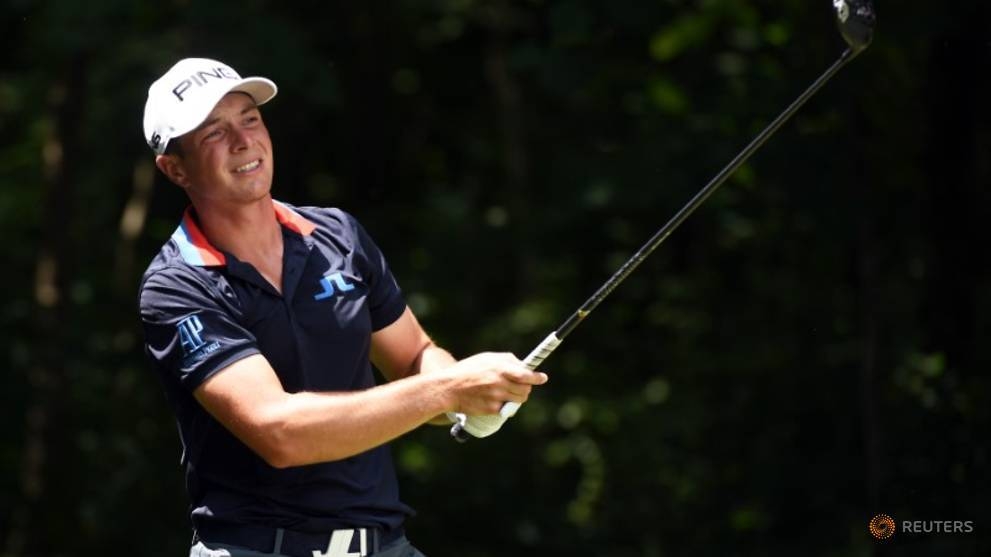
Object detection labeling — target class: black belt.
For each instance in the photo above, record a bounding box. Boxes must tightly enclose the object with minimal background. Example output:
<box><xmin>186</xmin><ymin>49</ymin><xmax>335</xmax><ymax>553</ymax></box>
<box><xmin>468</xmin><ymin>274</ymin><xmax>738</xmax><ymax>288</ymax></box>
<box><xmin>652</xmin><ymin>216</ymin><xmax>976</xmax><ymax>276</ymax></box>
<box><xmin>195</xmin><ymin>521</ymin><xmax>404</xmax><ymax>556</ymax></box>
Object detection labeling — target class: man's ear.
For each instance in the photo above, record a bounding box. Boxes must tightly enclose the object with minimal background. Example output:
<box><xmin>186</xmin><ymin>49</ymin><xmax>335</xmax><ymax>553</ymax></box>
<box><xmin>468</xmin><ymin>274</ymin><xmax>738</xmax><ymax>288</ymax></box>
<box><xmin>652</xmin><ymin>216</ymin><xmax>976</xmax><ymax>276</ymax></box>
<box><xmin>155</xmin><ymin>154</ymin><xmax>190</xmax><ymax>189</ymax></box>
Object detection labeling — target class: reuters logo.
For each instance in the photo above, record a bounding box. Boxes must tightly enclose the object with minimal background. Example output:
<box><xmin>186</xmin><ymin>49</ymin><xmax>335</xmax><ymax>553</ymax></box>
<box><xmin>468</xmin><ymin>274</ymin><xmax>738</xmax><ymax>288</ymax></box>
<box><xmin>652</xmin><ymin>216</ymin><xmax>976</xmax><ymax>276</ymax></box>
<box><xmin>870</xmin><ymin>514</ymin><xmax>896</xmax><ymax>540</ymax></box>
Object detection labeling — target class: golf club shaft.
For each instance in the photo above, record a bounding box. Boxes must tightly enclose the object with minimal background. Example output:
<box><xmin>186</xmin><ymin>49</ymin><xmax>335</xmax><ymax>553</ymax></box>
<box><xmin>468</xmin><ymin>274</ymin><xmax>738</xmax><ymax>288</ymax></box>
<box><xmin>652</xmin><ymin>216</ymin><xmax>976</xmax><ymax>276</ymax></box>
<box><xmin>452</xmin><ymin>47</ymin><xmax>861</xmax><ymax>441</ymax></box>
<box><xmin>558</xmin><ymin>47</ymin><xmax>859</xmax><ymax>341</ymax></box>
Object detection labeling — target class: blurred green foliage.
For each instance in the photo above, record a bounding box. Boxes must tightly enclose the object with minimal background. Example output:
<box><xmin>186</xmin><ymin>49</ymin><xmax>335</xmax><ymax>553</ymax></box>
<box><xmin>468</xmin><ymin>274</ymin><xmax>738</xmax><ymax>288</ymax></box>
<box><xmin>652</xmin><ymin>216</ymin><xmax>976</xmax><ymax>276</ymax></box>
<box><xmin>1</xmin><ymin>1</ymin><xmax>989</xmax><ymax>555</ymax></box>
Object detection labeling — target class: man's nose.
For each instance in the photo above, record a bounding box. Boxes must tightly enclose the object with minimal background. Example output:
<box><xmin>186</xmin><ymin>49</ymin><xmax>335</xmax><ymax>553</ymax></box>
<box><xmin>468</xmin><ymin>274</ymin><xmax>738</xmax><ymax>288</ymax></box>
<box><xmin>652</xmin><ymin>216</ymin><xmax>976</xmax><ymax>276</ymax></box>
<box><xmin>229</xmin><ymin>127</ymin><xmax>250</xmax><ymax>151</ymax></box>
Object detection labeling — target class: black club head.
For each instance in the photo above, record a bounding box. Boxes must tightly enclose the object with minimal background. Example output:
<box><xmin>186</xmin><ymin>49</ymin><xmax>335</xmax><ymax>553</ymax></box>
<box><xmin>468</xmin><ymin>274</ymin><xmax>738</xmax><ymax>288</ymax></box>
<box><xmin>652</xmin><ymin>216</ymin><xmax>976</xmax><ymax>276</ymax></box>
<box><xmin>833</xmin><ymin>0</ymin><xmax>876</xmax><ymax>52</ymax></box>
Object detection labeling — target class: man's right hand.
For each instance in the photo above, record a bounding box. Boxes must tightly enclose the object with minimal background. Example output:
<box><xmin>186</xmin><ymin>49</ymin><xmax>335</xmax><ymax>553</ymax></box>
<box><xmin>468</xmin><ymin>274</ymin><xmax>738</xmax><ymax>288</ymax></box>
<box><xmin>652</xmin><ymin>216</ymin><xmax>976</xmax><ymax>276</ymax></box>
<box><xmin>439</xmin><ymin>352</ymin><xmax>548</xmax><ymax>416</ymax></box>
<box><xmin>441</xmin><ymin>352</ymin><xmax>549</xmax><ymax>438</ymax></box>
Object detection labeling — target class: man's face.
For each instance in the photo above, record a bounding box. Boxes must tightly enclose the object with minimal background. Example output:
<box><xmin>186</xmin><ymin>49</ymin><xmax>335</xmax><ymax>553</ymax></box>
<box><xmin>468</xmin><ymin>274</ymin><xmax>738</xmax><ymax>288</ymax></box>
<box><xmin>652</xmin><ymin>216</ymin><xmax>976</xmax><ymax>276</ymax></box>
<box><xmin>162</xmin><ymin>92</ymin><xmax>274</xmax><ymax>205</ymax></box>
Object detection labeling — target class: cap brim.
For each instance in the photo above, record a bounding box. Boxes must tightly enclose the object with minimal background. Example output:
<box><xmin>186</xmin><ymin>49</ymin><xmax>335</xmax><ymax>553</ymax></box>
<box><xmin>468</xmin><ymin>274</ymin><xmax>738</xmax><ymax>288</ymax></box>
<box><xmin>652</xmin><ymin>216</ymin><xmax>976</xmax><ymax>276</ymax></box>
<box><xmin>170</xmin><ymin>76</ymin><xmax>278</xmax><ymax>140</ymax></box>
<box><xmin>229</xmin><ymin>76</ymin><xmax>278</xmax><ymax>107</ymax></box>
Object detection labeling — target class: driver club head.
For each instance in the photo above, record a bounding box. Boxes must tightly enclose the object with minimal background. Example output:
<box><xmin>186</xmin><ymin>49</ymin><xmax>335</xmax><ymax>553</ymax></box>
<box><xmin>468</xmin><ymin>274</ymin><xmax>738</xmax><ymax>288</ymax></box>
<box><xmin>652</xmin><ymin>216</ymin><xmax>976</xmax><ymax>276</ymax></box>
<box><xmin>833</xmin><ymin>0</ymin><xmax>876</xmax><ymax>52</ymax></box>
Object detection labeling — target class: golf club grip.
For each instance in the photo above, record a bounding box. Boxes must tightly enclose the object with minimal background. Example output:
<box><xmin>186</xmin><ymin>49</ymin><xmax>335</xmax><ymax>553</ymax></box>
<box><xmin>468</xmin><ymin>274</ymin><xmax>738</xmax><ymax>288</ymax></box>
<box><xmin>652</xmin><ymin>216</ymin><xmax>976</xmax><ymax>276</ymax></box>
<box><xmin>449</xmin><ymin>332</ymin><xmax>562</xmax><ymax>441</ymax></box>
<box><xmin>502</xmin><ymin>331</ymin><xmax>562</xmax><ymax>417</ymax></box>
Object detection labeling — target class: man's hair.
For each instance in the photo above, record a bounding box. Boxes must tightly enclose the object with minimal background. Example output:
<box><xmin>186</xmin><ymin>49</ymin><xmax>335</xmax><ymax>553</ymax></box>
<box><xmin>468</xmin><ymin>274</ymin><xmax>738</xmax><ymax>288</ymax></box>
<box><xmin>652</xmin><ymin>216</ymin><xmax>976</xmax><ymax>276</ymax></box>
<box><xmin>164</xmin><ymin>138</ymin><xmax>184</xmax><ymax>157</ymax></box>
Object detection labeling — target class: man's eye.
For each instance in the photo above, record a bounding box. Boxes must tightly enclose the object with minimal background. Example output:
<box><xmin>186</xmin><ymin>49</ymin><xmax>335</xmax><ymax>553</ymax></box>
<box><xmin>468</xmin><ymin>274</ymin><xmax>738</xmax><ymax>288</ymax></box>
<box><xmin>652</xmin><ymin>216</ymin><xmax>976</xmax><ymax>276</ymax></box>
<box><xmin>204</xmin><ymin>130</ymin><xmax>222</xmax><ymax>140</ymax></box>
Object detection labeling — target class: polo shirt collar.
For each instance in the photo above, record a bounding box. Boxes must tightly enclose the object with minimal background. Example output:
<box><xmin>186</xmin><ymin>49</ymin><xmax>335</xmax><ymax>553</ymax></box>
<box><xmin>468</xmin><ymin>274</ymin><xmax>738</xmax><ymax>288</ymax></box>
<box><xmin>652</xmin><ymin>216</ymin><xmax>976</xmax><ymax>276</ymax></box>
<box><xmin>171</xmin><ymin>200</ymin><xmax>316</xmax><ymax>267</ymax></box>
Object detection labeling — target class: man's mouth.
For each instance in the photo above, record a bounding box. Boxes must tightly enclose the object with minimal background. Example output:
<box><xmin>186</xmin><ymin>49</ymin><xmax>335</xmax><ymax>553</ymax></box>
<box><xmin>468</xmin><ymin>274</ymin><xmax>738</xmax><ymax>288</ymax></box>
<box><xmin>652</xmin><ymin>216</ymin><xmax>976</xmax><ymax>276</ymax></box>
<box><xmin>234</xmin><ymin>159</ymin><xmax>261</xmax><ymax>173</ymax></box>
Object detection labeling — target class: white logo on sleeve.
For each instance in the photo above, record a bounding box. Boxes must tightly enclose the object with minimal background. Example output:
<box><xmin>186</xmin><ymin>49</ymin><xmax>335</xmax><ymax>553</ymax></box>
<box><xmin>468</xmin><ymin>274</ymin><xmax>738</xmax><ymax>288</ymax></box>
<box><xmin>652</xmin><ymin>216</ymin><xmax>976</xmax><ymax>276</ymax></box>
<box><xmin>176</xmin><ymin>315</ymin><xmax>221</xmax><ymax>364</ymax></box>
<box><xmin>177</xmin><ymin>315</ymin><xmax>206</xmax><ymax>354</ymax></box>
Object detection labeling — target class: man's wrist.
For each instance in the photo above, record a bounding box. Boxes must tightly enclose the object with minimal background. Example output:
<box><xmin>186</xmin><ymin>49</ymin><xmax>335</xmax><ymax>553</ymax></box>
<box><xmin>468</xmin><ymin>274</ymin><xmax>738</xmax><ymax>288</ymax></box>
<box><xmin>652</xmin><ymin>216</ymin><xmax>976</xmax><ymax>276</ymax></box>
<box><xmin>416</xmin><ymin>343</ymin><xmax>457</xmax><ymax>375</ymax></box>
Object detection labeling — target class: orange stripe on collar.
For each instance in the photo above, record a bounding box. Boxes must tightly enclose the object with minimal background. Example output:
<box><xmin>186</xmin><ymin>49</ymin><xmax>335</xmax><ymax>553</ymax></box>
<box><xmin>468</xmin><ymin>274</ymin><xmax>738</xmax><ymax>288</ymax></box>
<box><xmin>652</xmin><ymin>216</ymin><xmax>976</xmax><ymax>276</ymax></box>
<box><xmin>172</xmin><ymin>201</ymin><xmax>316</xmax><ymax>266</ymax></box>
<box><xmin>174</xmin><ymin>207</ymin><xmax>226</xmax><ymax>266</ymax></box>
<box><xmin>274</xmin><ymin>201</ymin><xmax>316</xmax><ymax>236</ymax></box>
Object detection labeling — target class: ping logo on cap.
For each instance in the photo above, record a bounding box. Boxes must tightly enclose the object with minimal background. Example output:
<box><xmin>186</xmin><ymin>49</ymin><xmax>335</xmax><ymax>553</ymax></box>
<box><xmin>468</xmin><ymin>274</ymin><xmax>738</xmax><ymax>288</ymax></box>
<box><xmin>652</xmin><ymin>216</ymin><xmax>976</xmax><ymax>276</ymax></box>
<box><xmin>143</xmin><ymin>57</ymin><xmax>277</xmax><ymax>154</ymax></box>
<box><xmin>171</xmin><ymin>66</ymin><xmax>240</xmax><ymax>102</ymax></box>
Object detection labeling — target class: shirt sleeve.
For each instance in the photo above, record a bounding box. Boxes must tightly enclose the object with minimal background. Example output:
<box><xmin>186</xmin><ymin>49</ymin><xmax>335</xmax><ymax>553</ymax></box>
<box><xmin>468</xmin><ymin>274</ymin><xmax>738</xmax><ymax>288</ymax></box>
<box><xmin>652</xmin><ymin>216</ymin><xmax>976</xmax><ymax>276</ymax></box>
<box><xmin>344</xmin><ymin>213</ymin><xmax>408</xmax><ymax>331</ymax></box>
<box><xmin>139</xmin><ymin>266</ymin><xmax>261</xmax><ymax>391</ymax></box>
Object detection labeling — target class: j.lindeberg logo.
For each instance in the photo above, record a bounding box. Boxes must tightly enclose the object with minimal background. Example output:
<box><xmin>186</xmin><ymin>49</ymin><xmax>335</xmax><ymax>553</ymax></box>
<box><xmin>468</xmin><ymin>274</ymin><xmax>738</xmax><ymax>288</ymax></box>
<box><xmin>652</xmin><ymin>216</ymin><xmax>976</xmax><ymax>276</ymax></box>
<box><xmin>314</xmin><ymin>272</ymin><xmax>356</xmax><ymax>301</ymax></box>
<box><xmin>171</xmin><ymin>66</ymin><xmax>239</xmax><ymax>101</ymax></box>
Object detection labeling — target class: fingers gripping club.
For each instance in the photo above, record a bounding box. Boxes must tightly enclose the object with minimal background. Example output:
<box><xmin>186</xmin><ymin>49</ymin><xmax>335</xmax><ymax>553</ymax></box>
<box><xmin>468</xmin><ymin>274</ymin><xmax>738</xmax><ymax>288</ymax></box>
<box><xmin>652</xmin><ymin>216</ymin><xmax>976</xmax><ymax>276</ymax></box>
<box><xmin>449</xmin><ymin>333</ymin><xmax>562</xmax><ymax>441</ymax></box>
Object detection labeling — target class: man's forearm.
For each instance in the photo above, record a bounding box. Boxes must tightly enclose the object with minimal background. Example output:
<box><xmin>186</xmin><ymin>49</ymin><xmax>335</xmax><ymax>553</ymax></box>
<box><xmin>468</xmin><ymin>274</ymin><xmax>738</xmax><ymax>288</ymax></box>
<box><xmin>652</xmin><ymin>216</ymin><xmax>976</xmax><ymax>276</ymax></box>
<box><xmin>198</xmin><ymin>351</ymin><xmax>544</xmax><ymax>467</ymax></box>
<box><xmin>196</xmin><ymin>353</ymin><xmax>455</xmax><ymax>467</ymax></box>
<box><xmin>414</xmin><ymin>342</ymin><xmax>459</xmax><ymax>424</ymax></box>
<box><xmin>416</xmin><ymin>342</ymin><xmax>457</xmax><ymax>373</ymax></box>
<box><xmin>272</xmin><ymin>371</ymin><xmax>456</xmax><ymax>464</ymax></box>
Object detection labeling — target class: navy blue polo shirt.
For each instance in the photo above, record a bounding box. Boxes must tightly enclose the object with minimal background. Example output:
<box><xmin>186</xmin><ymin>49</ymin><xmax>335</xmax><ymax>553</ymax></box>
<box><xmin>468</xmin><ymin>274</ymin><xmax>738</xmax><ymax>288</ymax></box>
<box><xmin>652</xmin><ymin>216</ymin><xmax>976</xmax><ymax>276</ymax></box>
<box><xmin>139</xmin><ymin>200</ymin><xmax>414</xmax><ymax>533</ymax></box>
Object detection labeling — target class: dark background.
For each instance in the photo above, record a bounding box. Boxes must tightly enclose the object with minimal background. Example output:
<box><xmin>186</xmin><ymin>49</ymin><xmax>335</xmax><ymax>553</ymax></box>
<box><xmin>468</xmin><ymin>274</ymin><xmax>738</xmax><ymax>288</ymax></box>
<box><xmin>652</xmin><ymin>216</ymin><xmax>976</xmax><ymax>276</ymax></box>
<box><xmin>1</xmin><ymin>1</ymin><xmax>988</xmax><ymax>555</ymax></box>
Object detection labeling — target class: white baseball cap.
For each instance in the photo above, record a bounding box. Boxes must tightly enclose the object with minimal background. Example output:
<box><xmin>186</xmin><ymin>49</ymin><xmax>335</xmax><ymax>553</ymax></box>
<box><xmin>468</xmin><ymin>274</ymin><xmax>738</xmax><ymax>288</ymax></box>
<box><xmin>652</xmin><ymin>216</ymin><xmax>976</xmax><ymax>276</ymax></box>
<box><xmin>143</xmin><ymin>57</ymin><xmax>277</xmax><ymax>154</ymax></box>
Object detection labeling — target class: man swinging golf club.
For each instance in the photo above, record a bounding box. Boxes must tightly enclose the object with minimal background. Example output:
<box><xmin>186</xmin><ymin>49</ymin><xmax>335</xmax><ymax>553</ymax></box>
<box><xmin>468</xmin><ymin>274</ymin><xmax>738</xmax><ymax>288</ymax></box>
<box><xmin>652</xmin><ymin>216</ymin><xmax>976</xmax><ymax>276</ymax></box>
<box><xmin>138</xmin><ymin>57</ymin><xmax>548</xmax><ymax>557</ymax></box>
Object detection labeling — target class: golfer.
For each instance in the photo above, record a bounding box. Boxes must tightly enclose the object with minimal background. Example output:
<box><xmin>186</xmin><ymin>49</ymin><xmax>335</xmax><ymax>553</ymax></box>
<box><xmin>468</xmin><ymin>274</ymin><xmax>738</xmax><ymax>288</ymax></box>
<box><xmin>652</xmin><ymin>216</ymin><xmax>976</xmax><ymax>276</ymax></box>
<box><xmin>138</xmin><ymin>57</ymin><xmax>547</xmax><ymax>557</ymax></box>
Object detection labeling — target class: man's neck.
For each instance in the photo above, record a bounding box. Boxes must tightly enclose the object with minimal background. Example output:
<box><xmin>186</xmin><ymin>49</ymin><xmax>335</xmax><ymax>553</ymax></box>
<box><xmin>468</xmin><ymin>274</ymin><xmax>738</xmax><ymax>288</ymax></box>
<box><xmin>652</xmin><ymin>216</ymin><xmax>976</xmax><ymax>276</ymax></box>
<box><xmin>191</xmin><ymin>195</ymin><xmax>285</xmax><ymax>290</ymax></box>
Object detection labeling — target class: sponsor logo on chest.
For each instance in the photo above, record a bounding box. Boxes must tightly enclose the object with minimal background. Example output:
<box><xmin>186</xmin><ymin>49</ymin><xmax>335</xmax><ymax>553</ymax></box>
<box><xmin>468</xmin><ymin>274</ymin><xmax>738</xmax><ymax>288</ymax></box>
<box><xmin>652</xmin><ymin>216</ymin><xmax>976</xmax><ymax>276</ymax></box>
<box><xmin>314</xmin><ymin>271</ymin><xmax>356</xmax><ymax>301</ymax></box>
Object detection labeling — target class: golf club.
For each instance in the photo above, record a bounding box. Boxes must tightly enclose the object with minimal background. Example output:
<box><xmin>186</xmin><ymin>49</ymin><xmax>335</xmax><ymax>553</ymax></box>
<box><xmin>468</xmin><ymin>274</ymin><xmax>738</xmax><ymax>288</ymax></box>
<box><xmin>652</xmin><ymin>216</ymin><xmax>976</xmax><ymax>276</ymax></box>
<box><xmin>451</xmin><ymin>0</ymin><xmax>876</xmax><ymax>442</ymax></box>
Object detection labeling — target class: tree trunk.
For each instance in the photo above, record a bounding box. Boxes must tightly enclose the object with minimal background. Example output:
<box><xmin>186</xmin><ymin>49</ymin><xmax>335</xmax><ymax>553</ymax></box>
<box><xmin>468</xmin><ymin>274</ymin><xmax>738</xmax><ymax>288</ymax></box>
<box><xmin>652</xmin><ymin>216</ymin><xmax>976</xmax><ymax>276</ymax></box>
<box><xmin>4</xmin><ymin>54</ymin><xmax>86</xmax><ymax>556</ymax></box>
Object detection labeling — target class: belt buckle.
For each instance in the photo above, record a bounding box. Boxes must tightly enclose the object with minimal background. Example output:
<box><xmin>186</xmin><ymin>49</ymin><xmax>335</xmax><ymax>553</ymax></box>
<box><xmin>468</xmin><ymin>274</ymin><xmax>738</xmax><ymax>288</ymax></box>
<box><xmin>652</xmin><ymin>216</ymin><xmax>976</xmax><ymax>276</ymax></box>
<box><xmin>311</xmin><ymin>527</ymin><xmax>373</xmax><ymax>557</ymax></box>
